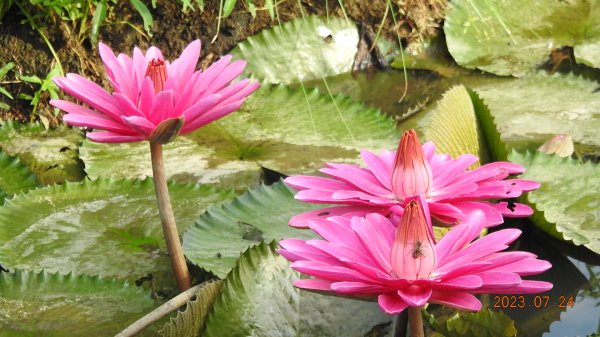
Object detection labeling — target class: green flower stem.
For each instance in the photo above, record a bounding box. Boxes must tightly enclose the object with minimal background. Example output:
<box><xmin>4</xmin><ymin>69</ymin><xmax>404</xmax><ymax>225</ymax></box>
<box><xmin>150</xmin><ymin>142</ymin><xmax>191</xmax><ymax>291</ymax></box>
<box><xmin>408</xmin><ymin>306</ymin><xmax>425</xmax><ymax>337</ymax></box>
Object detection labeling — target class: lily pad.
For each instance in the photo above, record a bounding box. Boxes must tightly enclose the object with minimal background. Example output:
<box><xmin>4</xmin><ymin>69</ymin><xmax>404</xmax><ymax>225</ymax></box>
<box><xmin>0</xmin><ymin>121</ymin><xmax>84</xmax><ymax>185</ymax></box>
<box><xmin>230</xmin><ymin>15</ymin><xmax>359</xmax><ymax>84</ymax></box>
<box><xmin>157</xmin><ymin>280</ymin><xmax>223</xmax><ymax>337</ymax></box>
<box><xmin>430</xmin><ymin>309</ymin><xmax>517</xmax><ymax>337</ymax></box>
<box><xmin>444</xmin><ymin>0</ymin><xmax>600</xmax><ymax>76</ymax></box>
<box><xmin>203</xmin><ymin>242</ymin><xmax>393</xmax><ymax>337</ymax></box>
<box><xmin>424</xmin><ymin>85</ymin><xmax>485</xmax><ymax>165</ymax></box>
<box><xmin>471</xmin><ymin>72</ymin><xmax>600</xmax><ymax>149</ymax></box>
<box><xmin>0</xmin><ymin>151</ymin><xmax>38</xmax><ymax>204</ymax></box>
<box><xmin>183</xmin><ymin>181</ymin><xmax>319</xmax><ymax>278</ymax></box>
<box><xmin>508</xmin><ymin>151</ymin><xmax>600</xmax><ymax>254</ymax></box>
<box><xmin>81</xmin><ymin>85</ymin><xmax>399</xmax><ymax>189</ymax></box>
<box><xmin>0</xmin><ymin>269</ymin><xmax>155</xmax><ymax>337</ymax></box>
<box><xmin>0</xmin><ymin>178</ymin><xmax>234</xmax><ymax>285</ymax></box>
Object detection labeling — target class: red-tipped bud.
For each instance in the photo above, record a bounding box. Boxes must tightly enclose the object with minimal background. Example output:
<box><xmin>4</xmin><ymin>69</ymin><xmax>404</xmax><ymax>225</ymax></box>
<box><xmin>391</xmin><ymin>198</ymin><xmax>436</xmax><ymax>280</ymax></box>
<box><xmin>146</xmin><ymin>59</ymin><xmax>167</xmax><ymax>93</ymax></box>
<box><xmin>391</xmin><ymin>129</ymin><xmax>433</xmax><ymax>200</ymax></box>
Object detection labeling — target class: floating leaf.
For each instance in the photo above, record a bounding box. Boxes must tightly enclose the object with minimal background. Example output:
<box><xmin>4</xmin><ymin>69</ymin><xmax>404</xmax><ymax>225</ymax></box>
<box><xmin>468</xmin><ymin>88</ymin><xmax>508</xmax><ymax>162</ymax></box>
<box><xmin>424</xmin><ymin>85</ymin><xmax>485</xmax><ymax>165</ymax></box>
<box><xmin>444</xmin><ymin>0</ymin><xmax>600</xmax><ymax>76</ymax></box>
<box><xmin>0</xmin><ymin>151</ymin><xmax>38</xmax><ymax>203</ymax></box>
<box><xmin>183</xmin><ymin>181</ymin><xmax>319</xmax><ymax>277</ymax></box>
<box><xmin>508</xmin><ymin>151</ymin><xmax>600</xmax><ymax>254</ymax></box>
<box><xmin>431</xmin><ymin>309</ymin><xmax>517</xmax><ymax>337</ymax></box>
<box><xmin>203</xmin><ymin>242</ymin><xmax>392</xmax><ymax>337</ymax></box>
<box><xmin>157</xmin><ymin>280</ymin><xmax>223</xmax><ymax>337</ymax></box>
<box><xmin>0</xmin><ymin>178</ymin><xmax>234</xmax><ymax>286</ymax></box>
<box><xmin>81</xmin><ymin>85</ymin><xmax>399</xmax><ymax>188</ymax></box>
<box><xmin>231</xmin><ymin>16</ymin><xmax>359</xmax><ymax>84</ymax></box>
<box><xmin>0</xmin><ymin>269</ymin><xmax>155</xmax><ymax>337</ymax></box>
<box><xmin>0</xmin><ymin>121</ymin><xmax>84</xmax><ymax>184</ymax></box>
<box><xmin>471</xmin><ymin>72</ymin><xmax>600</xmax><ymax>150</ymax></box>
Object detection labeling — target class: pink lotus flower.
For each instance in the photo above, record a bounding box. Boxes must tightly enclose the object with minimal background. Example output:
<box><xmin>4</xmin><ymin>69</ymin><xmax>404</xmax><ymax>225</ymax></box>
<box><xmin>50</xmin><ymin>40</ymin><xmax>259</xmax><ymax>143</ymax></box>
<box><xmin>278</xmin><ymin>197</ymin><xmax>552</xmax><ymax>314</ymax></box>
<box><xmin>285</xmin><ymin>129</ymin><xmax>539</xmax><ymax>227</ymax></box>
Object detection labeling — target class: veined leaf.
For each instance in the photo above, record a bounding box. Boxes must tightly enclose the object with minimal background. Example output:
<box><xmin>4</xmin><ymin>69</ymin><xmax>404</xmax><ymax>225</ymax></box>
<box><xmin>509</xmin><ymin>151</ymin><xmax>600</xmax><ymax>254</ymax></box>
<box><xmin>203</xmin><ymin>242</ymin><xmax>392</xmax><ymax>337</ymax></box>
<box><xmin>0</xmin><ymin>178</ymin><xmax>234</xmax><ymax>286</ymax></box>
<box><xmin>471</xmin><ymin>72</ymin><xmax>600</xmax><ymax>150</ymax></box>
<box><xmin>183</xmin><ymin>181</ymin><xmax>319</xmax><ymax>278</ymax></box>
<box><xmin>431</xmin><ymin>309</ymin><xmax>517</xmax><ymax>337</ymax></box>
<box><xmin>0</xmin><ymin>121</ymin><xmax>84</xmax><ymax>184</ymax></box>
<box><xmin>0</xmin><ymin>150</ymin><xmax>38</xmax><ymax>204</ymax></box>
<box><xmin>231</xmin><ymin>16</ymin><xmax>359</xmax><ymax>84</ymax></box>
<box><xmin>424</xmin><ymin>85</ymin><xmax>485</xmax><ymax>165</ymax></box>
<box><xmin>0</xmin><ymin>269</ymin><xmax>155</xmax><ymax>337</ymax></box>
<box><xmin>445</xmin><ymin>0</ymin><xmax>600</xmax><ymax>76</ymax></box>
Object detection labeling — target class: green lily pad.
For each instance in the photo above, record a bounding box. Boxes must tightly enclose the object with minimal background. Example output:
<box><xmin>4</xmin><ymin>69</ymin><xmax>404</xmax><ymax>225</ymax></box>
<box><xmin>0</xmin><ymin>178</ymin><xmax>234</xmax><ymax>286</ymax></box>
<box><xmin>81</xmin><ymin>85</ymin><xmax>399</xmax><ymax>189</ymax></box>
<box><xmin>508</xmin><ymin>151</ymin><xmax>600</xmax><ymax>254</ymax></box>
<box><xmin>0</xmin><ymin>150</ymin><xmax>38</xmax><ymax>204</ymax></box>
<box><xmin>0</xmin><ymin>269</ymin><xmax>155</xmax><ymax>337</ymax></box>
<box><xmin>0</xmin><ymin>121</ymin><xmax>84</xmax><ymax>185</ymax></box>
<box><xmin>157</xmin><ymin>280</ymin><xmax>223</xmax><ymax>337</ymax></box>
<box><xmin>203</xmin><ymin>242</ymin><xmax>393</xmax><ymax>337</ymax></box>
<box><xmin>444</xmin><ymin>0</ymin><xmax>600</xmax><ymax>76</ymax></box>
<box><xmin>230</xmin><ymin>16</ymin><xmax>359</xmax><ymax>84</ymax></box>
<box><xmin>471</xmin><ymin>72</ymin><xmax>600</xmax><ymax>149</ymax></box>
<box><xmin>430</xmin><ymin>309</ymin><xmax>517</xmax><ymax>337</ymax></box>
<box><xmin>423</xmin><ymin>85</ymin><xmax>485</xmax><ymax>165</ymax></box>
<box><xmin>183</xmin><ymin>181</ymin><xmax>319</xmax><ymax>278</ymax></box>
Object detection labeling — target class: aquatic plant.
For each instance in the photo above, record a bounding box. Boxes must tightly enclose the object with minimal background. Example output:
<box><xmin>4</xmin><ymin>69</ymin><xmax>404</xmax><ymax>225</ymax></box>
<box><xmin>279</xmin><ymin>197</ymin><xmax>553</xmax><ymax>336</ymax></box>
<box><xmin>50</xmin><ymin>40</ymin><xmax>259</xmax><ymax>290</ymax></box>
<box><xmin>286</xmin><ymin>128</ymin><xmax>539</xmax><ymax>228</ymax></box>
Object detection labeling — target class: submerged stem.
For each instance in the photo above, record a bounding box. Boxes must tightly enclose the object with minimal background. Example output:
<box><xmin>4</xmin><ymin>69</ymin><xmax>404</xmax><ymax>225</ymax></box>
<box><xmin>150</xmin><ymin>142</ymin><xmax>191</xmax><ymax>291</ymax></box>
<box><xmin>408</xmin><ymin>307</ymin><xmax>425</xmax><ymax>337</ymax></box>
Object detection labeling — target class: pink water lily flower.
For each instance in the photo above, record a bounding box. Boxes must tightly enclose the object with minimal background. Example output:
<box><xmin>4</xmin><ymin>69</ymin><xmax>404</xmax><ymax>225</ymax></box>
<box><xmin>278</xmin><ymin>197</ymin><xmax>552</xmax><ymax>314</ymax></box>
<box><xmin>286</xmin><ymin>129</ymin><xmax>539</xmax><ymax>227</ymax></box>
<box><xmin>50</xmin><ymin>40</ymin><xmax>260</xmax><ymax>143</ymax></box>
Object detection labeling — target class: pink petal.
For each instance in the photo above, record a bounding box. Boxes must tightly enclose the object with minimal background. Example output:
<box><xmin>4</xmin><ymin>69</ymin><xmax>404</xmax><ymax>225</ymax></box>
<box><xmin>360</xmin><ymin>150</ymin><xmax>392</xmax><ymax>189</ymax></box>
<box><xmin>293</xmin><ymin>278</ymin><xmax>333</xmax><ymax>291</ymax></box>
<box><xmin>203</xmin><ymin>60</ymin><xmax>247</xmax><ymax>95</ymax></box>
<box><xmin>378</xmin><ymin>293</ymin><xmax>409</xmax><ymax>314</ymax></box>
<box><xmin>288</xmin><ymin>206</ymin><xmax>383</xmax><ymax>228</ymax></box>
<box><xmin>180</xmin><ymin>101</ymin><xmax>243</xmax><ymax>134</ymax></box>
<box><xmin>113</xmin><ymin>93</ymin><xmax>146</xmax><ymax>118</ymax></box>
<box><xmin>322</xmin><ymin>163</ymin><xmax>390</xmax><ymax>197</ymax></box>
<box><xmin>150</xmin><ymin>90</ymin><xmax>175</xmax><ymax>124</ymax></box>
<box><xmin>448</xmin><ymin>201</ymin><xmax>505</xmax><ymax>227</ymax></box>
<box><xmin>168</xmin><ymin>40</ymin><xmax>201</xmax><ymax>87</ymax></box>
<box><xmin>489</xmin><ymin>202</ymin><xmax>534</xmax><ymax>217</ymax></box>
<box><xmin>431</xmin><ymin>154</ymin><xmax>478</xmax><ymax>189</ymax></box>
<box><xmin>138</xmin><ymin>77</ymin><xmax>156</xmax><ymax>118</ymax></box>
<box><xmin>429</xmin><ymin>291</ymin><xmax>481</xmax><ymax>311</ymax></box>
<box><xmin>192</xmin><ymin>55</ymin><xmax>234</xmax><ymax>96</ymax></box>
<box><xmin>435</xmin><ymin>211</ymin><xmax>485</xmax><ymax>266</ymax></box>
<box><xmin>217</xmin><ymin>80</ymin><xmax>261</xmax><ymax>106</ymax></box>
<box><xmin>87</xmin><ymin>131</ymin><xmax>145</xmax><ymax>143</ymax></box>
<box><xmin>350</xmin><ymin>214</ymin><xmax>393</xmax><ymax>271</ymax></box>
<box><xmin>53</xmin><ymin>74</ymin><xmax>121</xmax><ymax>120</ymax></box>
<box><xmin>476</xmin><ymin>271</ymin><xmax>522</xmax><ymax>288</ymax></box>
<box><xmin>180</xmin><ymin>94</ymin><xmax>222</xmax><ymax>122</ymax></box>
<box><xmin>63</xmin><ymin>114</ymin><xmax>133</xmax><ymax>134</ymax></box>
<box><xmin>331</xmin><ymin>281</ymin><xmax>388</xmax><ymax>295</ymax></box>
<box><xmin>397</xmin><ymin>287</ymin><xmax>432</xmax><ymax>307</ymax></box>
<box><xmin>121</xmin><ymin>116</ymin><xmax>156</xmax><ymax>136</ymax></box>
<box><xmin>290</xmin><ymin>260</ymin><xmax>373</xmax><ymax>283</ymax></box>
<box><xmin>433</xmin><ymin>275</ymin><xmax>482</xmax><ymax>290</ymax></box>
<box><xmin>285</xmin><ymin>175</ymin><xmax>351</xmax><ymax>192</ymax></box>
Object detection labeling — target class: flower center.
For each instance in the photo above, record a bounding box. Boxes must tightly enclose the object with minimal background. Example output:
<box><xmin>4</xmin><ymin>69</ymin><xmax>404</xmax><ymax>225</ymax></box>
<box><xmin>390</xmin><ymin>198</ymin><xmax>436</xmax><ymax>280</ymax></box>
<box><xmin>391</xmin><ymin>129</ymin><xmax>433</xmax><ymax>200</ymax></box>
<box><xmin>145</xmin><ymin>59</ymin><xmax>167</xmax><ymax>93</ymax></box>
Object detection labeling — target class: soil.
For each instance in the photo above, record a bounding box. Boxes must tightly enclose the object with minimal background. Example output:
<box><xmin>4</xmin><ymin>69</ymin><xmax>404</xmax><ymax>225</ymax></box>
<box><xmin>0</xmin><ymin>0</ymin><xmax>445</xmax><ymax>125</ymax></box>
